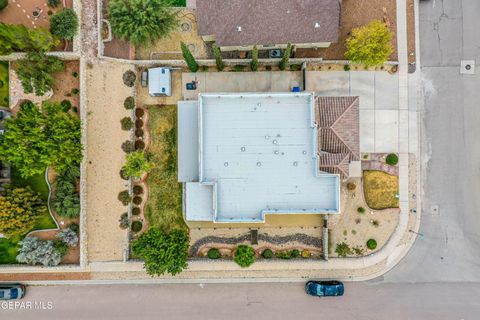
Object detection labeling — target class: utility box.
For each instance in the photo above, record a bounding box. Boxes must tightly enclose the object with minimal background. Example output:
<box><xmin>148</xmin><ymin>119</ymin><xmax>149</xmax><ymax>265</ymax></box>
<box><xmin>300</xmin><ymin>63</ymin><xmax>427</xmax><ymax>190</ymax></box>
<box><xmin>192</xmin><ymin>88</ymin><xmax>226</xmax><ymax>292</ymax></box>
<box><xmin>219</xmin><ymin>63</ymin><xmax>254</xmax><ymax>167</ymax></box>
<box><xmin>148</xmin><ymin>67</ymin><xmax>172</xmax><ymax>97</ymax></box>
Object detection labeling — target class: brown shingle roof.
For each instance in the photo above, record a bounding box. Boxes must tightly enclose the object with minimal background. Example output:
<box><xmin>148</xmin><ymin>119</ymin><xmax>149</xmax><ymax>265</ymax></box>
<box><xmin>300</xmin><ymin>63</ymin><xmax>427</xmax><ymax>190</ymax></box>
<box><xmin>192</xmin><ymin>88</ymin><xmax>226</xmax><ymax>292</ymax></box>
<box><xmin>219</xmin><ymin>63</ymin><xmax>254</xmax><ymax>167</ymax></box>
<box><xmin>315</xmin><ymin>96</ymin><xmax>360</xmax><ymax>177</ymax></box>
<box><xmin>196</xmin><ymin>0</ymin><xmax>340</xmax><ymax>47</ymax></box>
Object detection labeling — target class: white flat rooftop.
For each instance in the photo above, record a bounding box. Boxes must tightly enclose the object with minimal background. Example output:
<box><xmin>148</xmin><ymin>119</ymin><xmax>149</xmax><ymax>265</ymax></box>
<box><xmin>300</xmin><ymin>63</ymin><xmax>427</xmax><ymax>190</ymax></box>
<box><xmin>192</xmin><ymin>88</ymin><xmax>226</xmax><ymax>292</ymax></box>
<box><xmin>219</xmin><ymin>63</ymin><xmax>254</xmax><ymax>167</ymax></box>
<box><xmin>178</xmin><ymin>92</ymin><xmax>340</xmax><ymax>222</ymax></box>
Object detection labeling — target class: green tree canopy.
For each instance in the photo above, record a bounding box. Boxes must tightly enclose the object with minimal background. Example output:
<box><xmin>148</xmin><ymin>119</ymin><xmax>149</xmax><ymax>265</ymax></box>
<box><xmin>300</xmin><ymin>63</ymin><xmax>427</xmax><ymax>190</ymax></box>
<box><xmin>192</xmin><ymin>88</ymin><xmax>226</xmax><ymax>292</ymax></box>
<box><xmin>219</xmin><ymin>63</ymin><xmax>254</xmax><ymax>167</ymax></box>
<box><xmin>52</xmin><ymin>165</ymin><xmax>80</xmax><ymax>218</ymax></box>
<box><xmin>0</xmin><ymin>186</ymin><xmax>46</xmax><ymax>237</ymax></box>
<box><xmin>50</xmin><ymin>8</ymin><xmax>79</xmax><ymax>40</ymax></box>
<box><xmin>0</xmin><ymin>101</ymin><xmax>82</xmax><ymax>177</ymax></box>
<box><xmin>132</xmin><ymin>228</ymin><xmax>189</xmax><ymax>276</ymax></box>
<box><xmin>16</xmin><ymin>51</ymin><xmax>65</xmax><ymax>96</ymax></box>
<box><xmin>0</xmin><ymin>23</ymin><xmax>57</xmax><ymax>55</ymax></box>
<box><xmin>122</xmin><ymin>151</ymin><xmax>154</xmax><ymax>179</ymax></box>
<box><xmin>108</xmin><ymin>0</ymin><xmax>177</xmax><ymax>47</ymax></box>
<box><xmin>345</xmin><ymin>20</ymin><xmax>393</xmax><ymax>66</ymax></box>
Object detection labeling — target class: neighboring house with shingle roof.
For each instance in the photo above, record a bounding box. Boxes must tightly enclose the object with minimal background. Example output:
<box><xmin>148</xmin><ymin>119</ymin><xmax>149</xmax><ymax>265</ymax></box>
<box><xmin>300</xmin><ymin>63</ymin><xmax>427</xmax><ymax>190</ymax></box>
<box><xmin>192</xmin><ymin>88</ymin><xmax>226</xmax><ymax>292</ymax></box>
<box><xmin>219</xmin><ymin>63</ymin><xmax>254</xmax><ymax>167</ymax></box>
<box><xmin>196</xmin><ymin>0</ymin><xmax>341</xmax><ymax>51</ymax></box>
<box><xmin>315</xmin><ymin>96</ymin><xmax>360</xmax><ymax>178</ymax></box>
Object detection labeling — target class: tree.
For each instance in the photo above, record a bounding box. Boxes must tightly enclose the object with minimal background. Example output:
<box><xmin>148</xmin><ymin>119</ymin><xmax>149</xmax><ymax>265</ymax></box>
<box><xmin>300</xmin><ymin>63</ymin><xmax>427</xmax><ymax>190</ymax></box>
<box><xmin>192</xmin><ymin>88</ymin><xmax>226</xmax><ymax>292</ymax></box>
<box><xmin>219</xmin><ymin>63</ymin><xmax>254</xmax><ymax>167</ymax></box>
<box><xmin>108</xmin><ymin>0</ymin><xmax>177</xmax><ymax>47</ymax></box>
<box><xmin>181</xmin><ymin>42</ymin><xmax>198</xmax><ymax>72</ymax></box>
<box><xmin>212</xmin><ymin>43</ymin><xmax>224</xmax><ymax>71</ymax></box>
<box><xmin>250</xmin><ymin>45</ymin><xmax>258</xmax><ymax>71</ymax></box>
<box><xmin>52</xmin><ymin>166</ymin><xmax>80</xmax><ymax>218</ymax></box>
<box><xmin>234</xmin><ymin>245</ymin><xmax>255</xmax><ymax>267</ymax></box>
<box><xmin>50</xmin><ymin>8</ymin><xmax>78</xmax><ymax>40</ymax></box>
<box><xmin>0</xmin><ymin>101</ymin><xmax>82</xmax><ymax>177</ymax></box>
<box><xmin>0</xmin><ymin>23</ymin><xmax>57</xmax><ymax>55</ymax></box>
<box><xmin>345</xmin><ymin>20</ymin><xmax>393</xmax><ymax>66</ymax></box>
<box><xmin>0</xmin><ymin>186</ymin><xmax>46</xmax><ymax>237</ymax></box>
<box><xmin>16</xmin><ymin>51</ymin><xmax>65</xmax><ymax>96</ymax></box>
<box><xmin>16</xmin><ymin>237</ymin><xmax>63</xmax><ymax>266</ymax></box>
<box><xmin>279</xmin><ymin>43</ymin><xmax>292</xmax><ymax>71</ymax></box>
<box><xmin>122</xmin><ymin>151</ymin><xmax>154</xmax><ymax>179</ymax></box>
<box><xmin>0</xmin><ymin>0</ymin><xmax>8</xmax><ymax>11</ymax></box>
<box><xmin>57</xmin><ymin>228</ymin><xmax>79</xmax><ymax>247</ymax></box>
<box><xmin>132</xmin><ymin>228</ymin><xmax>189</xmax><ymax>276</ymax></box>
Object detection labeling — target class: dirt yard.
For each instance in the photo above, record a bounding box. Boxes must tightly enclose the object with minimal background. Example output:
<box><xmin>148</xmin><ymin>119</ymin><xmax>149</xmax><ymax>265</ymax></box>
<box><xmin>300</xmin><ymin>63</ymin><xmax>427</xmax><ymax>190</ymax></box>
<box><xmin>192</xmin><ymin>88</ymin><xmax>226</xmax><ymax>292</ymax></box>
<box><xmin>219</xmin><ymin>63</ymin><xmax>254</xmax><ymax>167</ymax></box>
<box><xmin>85</xmin><ymin>60</ymin><xmax>134</xmax><ymax>262</ymax></box>
<box><xmin>295</xmin><ymin>0</ymin><xmax>398</xmax><ymax>61</ymax></box>
<box><xmin>50</xmin><ymin>60</ymin><xmax>80</xmax><ymax>110</ymax></box>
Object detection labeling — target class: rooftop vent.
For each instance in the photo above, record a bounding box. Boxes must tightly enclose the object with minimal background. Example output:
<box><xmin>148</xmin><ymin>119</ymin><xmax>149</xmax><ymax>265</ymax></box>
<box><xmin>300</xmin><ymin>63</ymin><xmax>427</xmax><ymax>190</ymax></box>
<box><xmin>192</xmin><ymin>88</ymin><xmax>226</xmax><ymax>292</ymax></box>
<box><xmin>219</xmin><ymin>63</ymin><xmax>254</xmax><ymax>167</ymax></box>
<box><xmin>236</xmin><ymin>26</ymin><xmax>242</xmax><ymax>32</ymax></box>
<box><xmin>314</xmin><ymin>22</ymin><xmax>321</xmax><ymax>29</ymax></box>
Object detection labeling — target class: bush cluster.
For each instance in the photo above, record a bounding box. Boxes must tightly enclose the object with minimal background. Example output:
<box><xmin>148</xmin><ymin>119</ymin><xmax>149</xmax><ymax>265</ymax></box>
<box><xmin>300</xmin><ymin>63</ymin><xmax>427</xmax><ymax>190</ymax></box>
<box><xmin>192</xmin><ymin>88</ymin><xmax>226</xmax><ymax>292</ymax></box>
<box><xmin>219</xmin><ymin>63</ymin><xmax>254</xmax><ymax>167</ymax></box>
<box><xmin>52</xmin><ymin>166</ymin><xmax>81</xmax><ymax>218</ymax></box>
<box><xmin>207</xmin><ymin>248</ymin><xmax>221</xmax><ymax>259</ymax></box>
<box><xmin>234</xmin><ymin>245</ymin><xmax>255</xmax><ymax>268</ymax></box>
<box><xmin>124</xmin><ymin>97</ymin><xmax>135</xmax><ymax>110</ymax></box>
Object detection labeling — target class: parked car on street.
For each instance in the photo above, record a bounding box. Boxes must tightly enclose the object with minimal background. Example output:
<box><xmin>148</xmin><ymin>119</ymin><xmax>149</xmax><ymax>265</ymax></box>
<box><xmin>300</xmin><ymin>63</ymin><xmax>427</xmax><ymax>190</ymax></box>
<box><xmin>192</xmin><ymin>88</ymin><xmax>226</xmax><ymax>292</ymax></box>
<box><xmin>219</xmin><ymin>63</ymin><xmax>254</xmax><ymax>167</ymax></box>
<box><xmin>0</xmin><ymin>284</ymin><xmax>26</xmax><ymax>300</ymax></box>
<box><xmin>305</xmin><ymin>280</ymin><xmax>344</xmax><ymax>297</ymax></box>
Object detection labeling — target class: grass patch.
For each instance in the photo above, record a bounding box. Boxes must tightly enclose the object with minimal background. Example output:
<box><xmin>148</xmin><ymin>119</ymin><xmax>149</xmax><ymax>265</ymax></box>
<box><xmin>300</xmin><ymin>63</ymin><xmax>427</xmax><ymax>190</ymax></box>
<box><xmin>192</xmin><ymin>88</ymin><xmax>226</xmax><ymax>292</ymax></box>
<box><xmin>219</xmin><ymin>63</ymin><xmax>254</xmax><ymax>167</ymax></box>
<box><xmin>363</xmin><ymin>170</ymin><xmax>399</xmax><ymax>210</ymax></box>
<box><xmin>0</xmin><ymin>167</ymin><xmax>57</xmax><ymax>264</ymax></box>
<box><xmin>144</xmin><ymin>105</ymin><xmax>187</xmax><ymax>232</ymax></box>
<box><xmin>0</xmin><ymin>61</ymin><xmax>8</xmax><ymax>107</ymax></box>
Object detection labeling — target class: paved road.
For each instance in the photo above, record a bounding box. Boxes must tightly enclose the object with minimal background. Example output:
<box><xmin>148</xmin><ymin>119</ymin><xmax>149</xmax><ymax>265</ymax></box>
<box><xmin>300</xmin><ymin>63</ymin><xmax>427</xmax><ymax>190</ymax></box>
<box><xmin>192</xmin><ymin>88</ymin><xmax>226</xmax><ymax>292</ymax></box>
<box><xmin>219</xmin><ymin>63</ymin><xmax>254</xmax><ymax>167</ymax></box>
<box><xmin>4</xmin><ymin>1</ymin><xmax>480</xmax><ymax>319</ymax></box>
<box><xmin>384</xmin><ymin>0</ymin><xmax>480</xmax><ymax>283</ymax></box>
<box><xmin>2</xmin><ymin>282</ymin><xmax>480</xmax><ymax>320</ymax></box>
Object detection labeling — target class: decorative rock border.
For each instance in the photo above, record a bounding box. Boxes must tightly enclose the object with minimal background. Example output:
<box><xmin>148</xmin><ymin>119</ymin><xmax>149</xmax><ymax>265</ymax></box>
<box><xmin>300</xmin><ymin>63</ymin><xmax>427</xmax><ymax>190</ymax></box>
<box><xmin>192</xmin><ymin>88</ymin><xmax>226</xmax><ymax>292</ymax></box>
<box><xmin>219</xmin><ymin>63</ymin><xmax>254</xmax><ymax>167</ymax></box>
<box><xmin>189</xmin><ymin>233</ymin><xmax>322</xmax><ymax>257</ymax></box>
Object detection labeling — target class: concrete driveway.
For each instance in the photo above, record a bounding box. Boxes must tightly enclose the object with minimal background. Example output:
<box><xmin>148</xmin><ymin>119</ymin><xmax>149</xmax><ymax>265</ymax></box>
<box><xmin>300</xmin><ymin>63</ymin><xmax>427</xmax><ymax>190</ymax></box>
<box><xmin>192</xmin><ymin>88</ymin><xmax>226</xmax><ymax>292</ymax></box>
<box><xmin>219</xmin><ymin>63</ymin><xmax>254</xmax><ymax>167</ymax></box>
<box><xmin>306</xmin><ymin>71</ymin><xmax>400</xmax><ymax>153</ymax></box>
<box><xmin>182</xmin><ymin>71</ymin><xmax>302</xmax><ymax>100</ymax></box>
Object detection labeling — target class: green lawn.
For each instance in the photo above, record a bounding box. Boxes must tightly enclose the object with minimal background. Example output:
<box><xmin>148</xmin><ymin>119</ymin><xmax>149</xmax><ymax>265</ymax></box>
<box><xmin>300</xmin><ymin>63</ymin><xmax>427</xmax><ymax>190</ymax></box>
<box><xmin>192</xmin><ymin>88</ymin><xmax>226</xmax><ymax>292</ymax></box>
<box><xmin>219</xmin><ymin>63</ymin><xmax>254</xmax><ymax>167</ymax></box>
<box><xmin>0</xmin><ymin>61</ymin><xmax>8</xmax><ymax>108</ymax></box>
<box><xmin>144</xmin><ymin>105</ymin><xmax>187</xmax><ymax>232</ymax></box>
<box><xmin>0</xmin><ymin>167</ymin><xmax>57</xmax><ymax>264</ymax></box>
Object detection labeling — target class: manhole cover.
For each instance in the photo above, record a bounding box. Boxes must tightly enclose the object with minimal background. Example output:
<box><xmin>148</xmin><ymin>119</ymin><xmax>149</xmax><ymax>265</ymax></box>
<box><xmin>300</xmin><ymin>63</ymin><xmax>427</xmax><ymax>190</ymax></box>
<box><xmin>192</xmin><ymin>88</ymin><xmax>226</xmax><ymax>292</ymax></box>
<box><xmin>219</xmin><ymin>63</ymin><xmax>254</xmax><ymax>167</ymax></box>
<box><xmin>460</xmin><ymin>60</ymin><xmax>475</xmax><ymax>74</ymax></box>
<box><xmin>430</xmin><ymin>205</ymin><xmax>439</xmax><ymax>215</ymax></box>
<box><xmin>180</xmin><ymin>22</ymin><xmax>192</xmax><ymax>32</ymax></box>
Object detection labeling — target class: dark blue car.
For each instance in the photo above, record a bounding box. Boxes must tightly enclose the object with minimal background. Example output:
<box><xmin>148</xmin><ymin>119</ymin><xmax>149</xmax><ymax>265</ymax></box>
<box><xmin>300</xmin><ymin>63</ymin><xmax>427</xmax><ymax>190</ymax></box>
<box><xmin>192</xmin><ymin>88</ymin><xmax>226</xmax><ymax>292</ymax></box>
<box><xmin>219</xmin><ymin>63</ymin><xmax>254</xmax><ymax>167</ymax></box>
<box><xmin>305</xmin><ymin>280</ymin><xmax>344</xmax><ymax>297</ymax></box>
<box><xmin>0</xmin><ymin>284</ymin><xmax>26</xmax><ymax>300</ymax></box>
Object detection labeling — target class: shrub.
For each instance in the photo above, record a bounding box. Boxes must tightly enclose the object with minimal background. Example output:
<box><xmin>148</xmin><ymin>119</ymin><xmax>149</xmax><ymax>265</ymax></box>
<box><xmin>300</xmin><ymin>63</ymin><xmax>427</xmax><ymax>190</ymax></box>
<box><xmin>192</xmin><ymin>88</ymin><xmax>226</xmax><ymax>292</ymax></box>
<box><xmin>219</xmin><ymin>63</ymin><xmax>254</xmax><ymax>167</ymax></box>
<box><xmin>386</xmin><ymin>153</ymin><xmax>399</xmax><ymax>165</ymax></box>
<box><xmin>346</xmin><ymin>182</ymin><xmax>356</xmax><ymax>191</ymax></box>
<box><xmin>234</xmin><ymin>245</ymin><xmax>255</xmax><ymax>267</ymax></box>
<box><xmin>57</xmin><ymin>228</ymin><xmax>79</xmax><ymax>247</ymax></box>
<box><xmin>121</xmin><ymin>140</ymin><xmax>135</xmax><ymax>153</ymax></box>
<box><xmin>357</xmin><ymin>206</ymin><xmax>366</xmax><ymax>214</ymax></box>
<box><xmin>122</xmin><ymin>70</ymin><xmax>136</xmax><ymax>87</ymax></box>
<box><xmin>135</xmin><ymin>108</ymin><xmax>144</xmax><ymax>118</ymax></box>
<box><xmin>16</xmin><ymin>237</ymin><xmax>63</xmax><ymax>266</ymax></box>
<box><xmin>132</xmin><ymin>196</ymin><xmax>142</xmax><ymax>205</ymax></box>
<box><xmin>291</xmin><ymin>249</ymin><xmax>300</xmax><ymax>258</ymax></box>
<box><xmin>279</xmin><ymin>43</ymin><xmax>292</xmax><ymax>71</ymax></box>
<box><xmin>133</xmin><ymin>185</ymin><xmax>144</xmax><ymax>195</ymax></box>
<box><xmin>121</xmin><ymin>117</ymin><xmax>134</xmax><ymax>130</ymax></box>
<box><xmin>71</xmin><ymin>88</ymin><xmax>79</xmax><ymax>95</ymax></box>
<box><xmin>201</xmin><ymin>65</ymin><xmax>208</xmax><ymax>72</ymax></box>
<box><xmin>122</xmin><ymin>151</ymin><xmax>154</xmax><ymax>179</ymax></box>
<box><xmin>119</xmin><ymin>169</ymin><xmax>129</xmax><ymax>180</ymax></box>
<box><xmin>212</xmin><ymin>43</ymin><xmax>224</xmax><ymax>71</ymax></box>
<box><xmin>69</xmin><ymin>223</ymin><xmax>79</xmax><ymax>233</ymax></box>
<box><xmin>132</xmin><ymin>228</ymin><xmax>189</xmax><ymax>276</ymax></box>
<box><xmin>124</xmin><ymin>96</ymin><xmax>135</xmax><ymax>109</ymax></box>
<box><xmin>108</xmin><ymin>0</ymin><xmax>177</xmax><ymax>47</ymax></box>
<box><xmin>289</xmin><ymin>64</ymin><xmax>301</xmax><ymax>71</ymax></box>
<box><xmin>72</xmin><ymin>71</ymin><xmax>78</xmax><ymax>78</ymax></box>
<box><xmin>135</xmin><ymin>128</ymin><xmax>144</xmax><ymax>137</ymax></box>
<box><xmin>47</xmin><ymin>0</ymin><xmax>60</xmax><ymax>7</ymax></box>
<box><xmin>301</xmin><ymin>250</ymin><xmax>311</xmax><ymax>258</ymax></box>
<box><xmin>344</xmin><ymin>64</ymin><xmax>351</xmax><ymax>71</ymax></box>
<box><xmin>16</xmin><ymin>52</ymin><xmax>65</xmax><ymax>96</ymax></box>
<box><xmin>0</xmin><ymin>0</ymin><xmax>8</xmax><ymax>11</ymax></box>
<box><xmin>181</xmin><ymin>42</ymin><xmax>199</xmax><ymax>72</ymax></box>
<box><xmin>132</xmin><ymin>207</ymin><xmax>141</xmax><ymax>215</ymax></box>
<box><xmin>118</xmin><ymin>190</ymin><xmax>131</xmax><ymax>205</ymax></box>
<box><xmin>207</xmin><ymin>248</ymin><xmax>221</xmax><ymax>259</ymax></box>
<box><xmin>60</xmin><ymin>99</ymin><xmax>72</xmax><ymax>112</ymax></box>
<box><xmin>233</xmin><ymin>64</ymin><xmax>244</xmax><ymax>72</ymax></box>
<box><xmin>131</xmin><ymin>220</ymin><xmax>143</xmax><ymax>233</ymax></box>
<box><xmin>265</xmin><ymin>65</ymin><xmax>272</xmax><ymax>71</ymax></box>
<box><xmin>275</xmin><ymin>249</ymin><xmax>299</xmax><ymax>259</ymax></box>
<box><xmin>53</xmin><ymin>239</ymin><xmax>69</xmax><ymax>257</ymax></box>
<box><xmin>135</xmin><ymin>140</ymin><xmax>145</xmax><ymax>150</ymax></box>
<box><xmin>345</xmin><ymin>20</ymin><xmax>393</xmax><ymax>66</ymax></box>
<box><xmin>50</xmin><ymin>8</ymin><xmax>79</xmax><ymax>40</ymax></box>
<box><xmin>262</xmin><ymin>248</ymin><xmax>273</xmax><ymax>259</ymax></box>
<box><xmin>372</xmin><ymin>220</ymin><xmax>380</xmax><ymax>227</ymax></box>
<box><xmin>119</xmin><ymin>213</ymin><xmax>129</xmax><ymax>229</ymax></box>
<box><xmin>135</xmin><ymin>119</ymin><xmax>143</xmax><ymax>128</ymax></box>
<box><xmin>335</xmin><ymin>242</ymin><xmax>352</xmax><ymax>257</ymax></box>
<box><xmin>367</xmin><ymin>239</ymin><xmax>377</xmax><ymax>250</ymax></box>
<box><xmin>250</xmin><ymin>45</ymin><xmax>258</xmax><ymax>71</ymax></box>
<box><xmin>52</xmin><ymin>166</ymin><xmax>81</xmax><ymax>218</ymax></box>
<box><xmin>0</xmin><ymin>186</ymin><xmax>46</xmax><ymax>237</ymax></box>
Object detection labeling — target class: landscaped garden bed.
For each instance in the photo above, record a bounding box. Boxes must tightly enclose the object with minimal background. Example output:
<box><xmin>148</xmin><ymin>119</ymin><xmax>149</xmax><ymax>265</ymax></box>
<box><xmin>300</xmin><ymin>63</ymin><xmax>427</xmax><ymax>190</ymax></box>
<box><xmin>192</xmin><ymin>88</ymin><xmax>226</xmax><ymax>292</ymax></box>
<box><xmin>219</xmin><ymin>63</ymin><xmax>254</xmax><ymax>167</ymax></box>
<box><xmin>0</xmin><ymin>61</ymin><xmax>8</xmax><ymax>107</ymax></box>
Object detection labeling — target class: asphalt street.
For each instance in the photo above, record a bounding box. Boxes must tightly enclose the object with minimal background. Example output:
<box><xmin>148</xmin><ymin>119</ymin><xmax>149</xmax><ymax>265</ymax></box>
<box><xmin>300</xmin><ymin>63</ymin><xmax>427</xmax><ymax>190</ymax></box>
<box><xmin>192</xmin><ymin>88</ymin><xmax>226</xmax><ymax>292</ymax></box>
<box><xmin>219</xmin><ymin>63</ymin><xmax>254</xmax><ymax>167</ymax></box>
<box><xmin>3</xmin><ymin>1</ymin><xmax>480</xmax><ymax>319</ymax></box>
